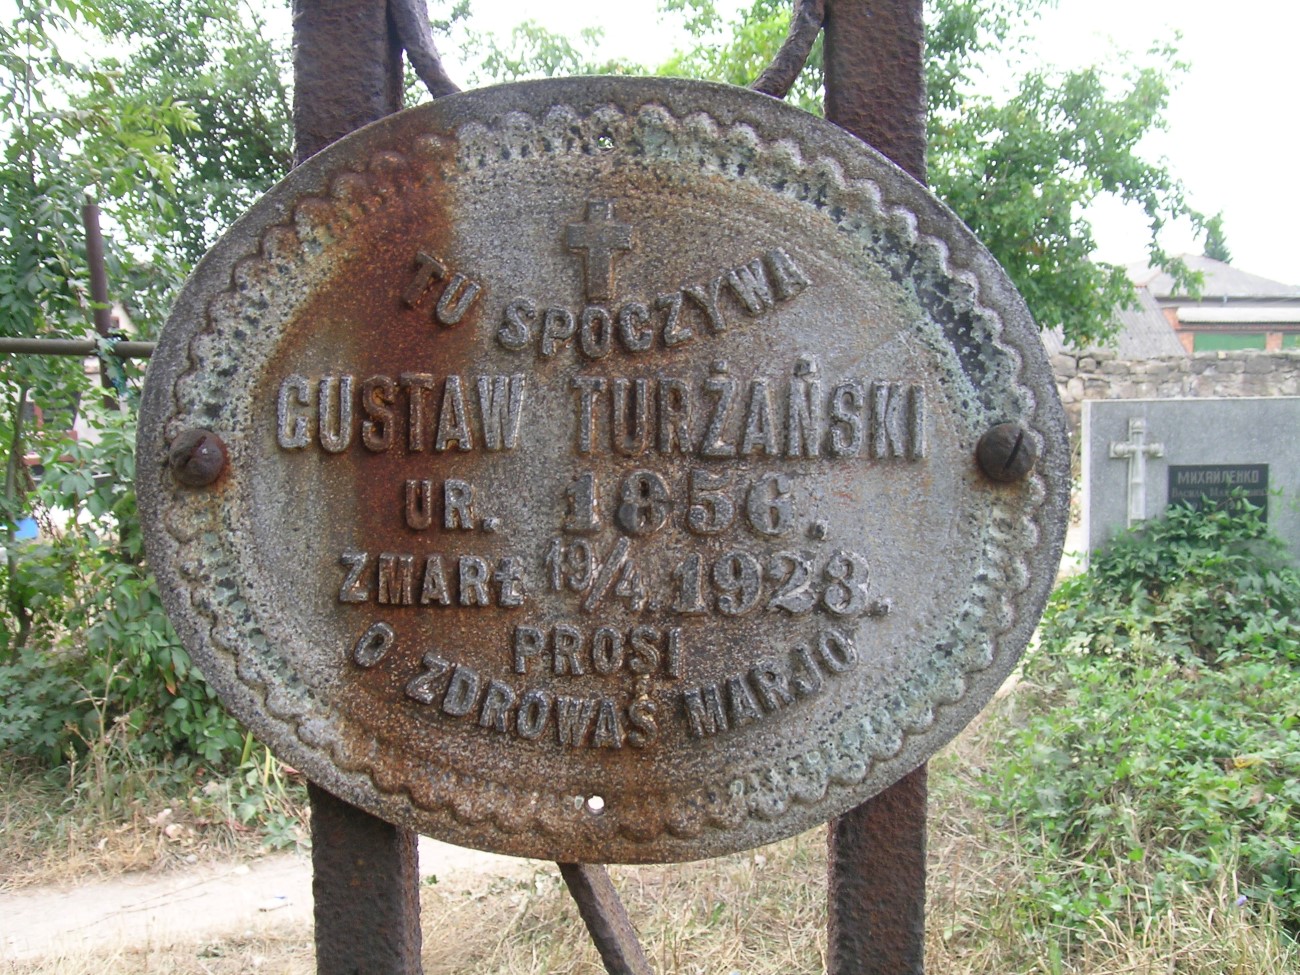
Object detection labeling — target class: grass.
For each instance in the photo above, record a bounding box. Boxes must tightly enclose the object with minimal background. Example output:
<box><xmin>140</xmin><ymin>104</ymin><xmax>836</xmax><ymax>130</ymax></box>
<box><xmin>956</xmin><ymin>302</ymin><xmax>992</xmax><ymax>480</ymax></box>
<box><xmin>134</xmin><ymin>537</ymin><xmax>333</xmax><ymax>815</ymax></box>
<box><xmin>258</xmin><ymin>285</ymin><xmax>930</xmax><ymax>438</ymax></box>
<box><xmin>3</xmin><ymin>687</ymin><xmax>1297</xmax><ymax>974</ymax></box>
<box><xmin>0</xmin><ymin>753</ymin><xmax>307</xmax><ymax>893</ymax></box>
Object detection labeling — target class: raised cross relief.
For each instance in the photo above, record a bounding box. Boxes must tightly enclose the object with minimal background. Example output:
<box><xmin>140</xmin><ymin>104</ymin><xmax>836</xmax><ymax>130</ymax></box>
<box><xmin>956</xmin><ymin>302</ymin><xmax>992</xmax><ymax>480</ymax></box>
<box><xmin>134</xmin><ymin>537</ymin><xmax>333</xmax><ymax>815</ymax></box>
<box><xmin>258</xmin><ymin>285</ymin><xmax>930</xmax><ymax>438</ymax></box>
<box><xmin>566</xmin><ymin>200</ymin><xmax>633</xmax><ymax>302</ymax></box>
<box><xmin>1109</xmin><ymin>416</ymin><xmax>1165</xmax><ymax>527</ymax></box>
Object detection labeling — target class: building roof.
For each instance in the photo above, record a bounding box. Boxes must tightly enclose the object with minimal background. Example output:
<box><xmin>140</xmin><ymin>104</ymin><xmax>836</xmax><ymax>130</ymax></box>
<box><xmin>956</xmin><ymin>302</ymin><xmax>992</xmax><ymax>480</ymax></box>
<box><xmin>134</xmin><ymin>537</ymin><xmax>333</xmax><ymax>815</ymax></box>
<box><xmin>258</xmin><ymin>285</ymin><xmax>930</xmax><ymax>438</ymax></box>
<box><xmin>1043</xmin><ymin>285</ymin><xmax>1188</xmax><ymax>358</ymax></box>
<box><xmin>1127</xmin><ymin>254</ymin><xmax>1300</xmax><ymax>301</ymax></box>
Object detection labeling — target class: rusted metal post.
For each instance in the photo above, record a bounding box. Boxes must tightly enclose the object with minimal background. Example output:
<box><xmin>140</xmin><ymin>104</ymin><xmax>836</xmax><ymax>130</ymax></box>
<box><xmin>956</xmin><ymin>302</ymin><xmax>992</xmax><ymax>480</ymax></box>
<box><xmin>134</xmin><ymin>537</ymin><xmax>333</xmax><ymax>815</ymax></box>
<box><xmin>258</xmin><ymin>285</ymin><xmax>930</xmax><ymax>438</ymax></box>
<box><xmin>293</xmin><ymin>2</ymin><xmax>421</xmax><ymax>973</ymax></box>
<box><xmin>293</xmin><ymin>0</ymin><xmax>404</xmax><ymax>165</ymax></box>
<box><xmin>827</xmin><ymin>766</ymin><xmax>928</xmax><ymax>973</ymax></box>
<box><xmin>82</xmin><ymin>199</ymin><xmax>116</xmax><ymax>342</ymax></box>
<box><xmin>309</xmin><ymin>782</ymin><xmax>424</xmax><ymax>975</ymax></box>
<box><xmin>823</xmin><ymin>1</ymin><xmax>929</xmax><ymax>973</ymax></box>
<box><xmin>82</xmin><ymin>197</ymin><xmax>120</xmax><ymax>408</ymax></box>
<box><xmin>559</xmin><ymin>864</ymin><xmax>655</xmax><ymax>975</ymax></box>
<box><xmin>823</xmin><ymin>0</ymin><xmax>927</xmax><ymax>183</ymax></box>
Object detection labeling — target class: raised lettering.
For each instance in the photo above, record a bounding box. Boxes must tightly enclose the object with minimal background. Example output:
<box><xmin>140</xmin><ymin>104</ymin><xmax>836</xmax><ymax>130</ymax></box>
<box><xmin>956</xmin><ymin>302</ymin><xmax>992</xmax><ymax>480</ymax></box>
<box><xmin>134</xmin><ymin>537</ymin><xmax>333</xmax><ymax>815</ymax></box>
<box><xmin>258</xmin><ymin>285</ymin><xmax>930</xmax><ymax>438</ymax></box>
<box><xmin>725</xmin><ymin>675</ymin><xmax>762</xmax><ymax>727</ymax></box>
<box><xmin>683</xmin><ymin>275</ymin><xmax>727</xmax><ymax>333</ymax></box>
<box><xmin>443</xmin><ymin>479</ymin><xmax>475</xmax><ymax>530</ymax></box>
<box><xmin>727</xmin><ymin>258</ymin><xmax>775</xmax><ymax>315</ymax></box>
<box><xmin>787</xmin><ymin>360</ymin><xmax>822</xmax><ymax>458</ymax></box>
<box><xmin>317</xmin><ymin>375</ymin><xmax>354</xmax><ymax>453</ymax></box>
<box><xmin>420</xmin><ymin>555</ymin><xmax>451</xmax><ymax>605</ymax></box>
<box><xmin>657</xmin><ymin>377</ymin><xmax>693</xmax><ymax>454</ymax></box>
<box><xmin>399</xmin><ymin>373</ymin><xmax>435</xmax><ymax>451</ymax></box>
<box><xmin>572</xmin><ymin>376</ymin><xmax>605</xmax><ymax>454</ymax></box>
<box><xmin>498</xmin><ymin>297</ymin><xmax>535</xmax><ymax>351</ymax></box>
<box><xmin>277</xmin><ymin>375</ymin><xmax>311</xmax><ymax>449</ymax></box>
<box><xmin>405</xmin><ymin>479</ymin><xmax>434</xmax><ymax>530</ymax></box>
<box><xmin>626</xmin><ymin>698</ymin><xmax>658</xmax><ymax>748</ymax></box>
<box><xmin>476</xmin><ymin>375</ymin><xmax>525</xmax><ymax>451</ymax></box>
<box><xmin>701</xmin><ymin>362</ymin><xmax>738</xmax><ymax>458</ymax></box>
<box><xmin>442</xmin><ymin>665</ymin><xmax>480</xmax><ymax>717</ymax></box>
<box><xmin>402</xmin><ymin>251</ymin><xmax>447</xmax><ymax>307</ymax></box>
<box><xmin>405</xmin><ymin>653</ymin><xmax>450</xmax><ymax>704</ymax></box>
<box><xmin>656</xmin><ymin>291</ymin><xmax>692</xmax><ymax>347</ymax></box>
<box><xmin>458</xmin><ymin>555</ymin><xmax>490</xmax><ymax>606</ymax></box>
<box><xmin>494</xmin><ymin>557</ymin><xmax>526</xmax><ymax>608</ymax></box>
<box><xmin>579</xmin><ymin>306</ymin><xmax>613</xmax><ymax>359</ymax></box>
<box><xmin>553</xmin><ymin>624</ymin><xmax>584</xmax><ymax>676</ymax></box>
<box><xmin>360</xmin><ymin>376</ymin><xmax>396</xmax><ymax>451</ymax></box>
<box><xmin>590</xmin><ymin>627</ymin><xmax>624</xmax><ymax>675</ymax></box>
<box><xmin>611</xmin><ymin>378</ymin><xmax>651</xmax><ymax>456</ymax></box>
<box><xmin>541</xmin><ymin>308</ymin><xmax>576</xmax><ymax>357</ymax></box>
<box><xmin>435</xmin><ymin>376</ymin><xmax>473</xmax><ymax>451</ymax></box>
<box><xmin>683</xmin><ymin>684</ymin><xmax>727</xmax><ymax>739</ymax></box>
<box><xmin>764</xmin><ymin>247</ymin><xmax>811</xmax><ymax>300</ymax></box>
<box><xmin>352</xmin><ymin>621</ymin><xmax>394</xmax><ymax>668</ymax></box>
<box><xmin>555</xmin><ymin>696</ymin><xmax>595</xmax><ymax>746</ymax></box>
<box><xmin>829</xmin><ymin>380</ymin><xmax>865</xmax><ymax>457</ymax></box>
<box><xmin>739</xmin><ymin>379</ymin><xmax>779</xmax><ymax>456</ymax></box>
<box><xmin>377</xmin><ymin>553</ymin><xmax>415</xmax><ymax>605</ymax></box>
<box><xmin>478</xmin><ymin>680</ymin><xmax>516</xmax><ymax>732</ymax></box>
<box><xmin>617</xmin><ymin>301</ymin><xmax>652</xmax><ymax>351</ymax></box>
<box><xmin>338</xmin><ymin>550</ymin><xmax>370</xmax><ymax>603</ymax></box>
<box><xmin>513</xmin><ymin>625</ymin><xmax>545</xmax><ymax>674</ymax></box>
<box><xmin>434</xmin><ymin>273</ymin><xmax>481</xmax><ymax>326</ymax></box>
<box><xmin>515</xmin><ymin>689</ymin><xmax>551</xmax><ymax>739</ymax></box>
<box><xmin>749</xmin><ymin>660</ymin><xmax>794</xmax><ymax>711</ymax></box>
<box><xmin>590</xmin><ymin>698</ymin><xmax>625</xmax><ymax>748</ymax></box>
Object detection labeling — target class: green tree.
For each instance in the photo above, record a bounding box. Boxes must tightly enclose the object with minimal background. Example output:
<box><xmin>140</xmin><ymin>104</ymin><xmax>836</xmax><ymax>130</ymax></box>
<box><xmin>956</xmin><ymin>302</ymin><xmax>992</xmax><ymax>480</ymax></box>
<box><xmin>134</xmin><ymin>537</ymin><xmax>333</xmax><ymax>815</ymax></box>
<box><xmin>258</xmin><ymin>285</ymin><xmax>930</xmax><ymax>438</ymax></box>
<box><xmin>1</xmin><ymin>0</ymin><xmax>194</xmax><ymax>653</ymax></box>
<box><xmin>463</xmin><ymin>0</ymin><xmax>1206</xmax><ymax>347</ymax></box>
<box><xmin>0</xmin><ymin>0</ymin><xmax>258</xmax><ymax>766</ymax></box>
<box><xmin>94</xmin><ymin>0</ymin><xmax>293</xmax><ymax>272</ymax></box>
<box><xmin>662</xmin><ymin>0</ymin><xmax>1204</xmax><ymax>347</ymax></box>
<box><xmin>1203</xmin><ymin>211</ymin><xmax>1232</xmax><ymax>264</ymax></box>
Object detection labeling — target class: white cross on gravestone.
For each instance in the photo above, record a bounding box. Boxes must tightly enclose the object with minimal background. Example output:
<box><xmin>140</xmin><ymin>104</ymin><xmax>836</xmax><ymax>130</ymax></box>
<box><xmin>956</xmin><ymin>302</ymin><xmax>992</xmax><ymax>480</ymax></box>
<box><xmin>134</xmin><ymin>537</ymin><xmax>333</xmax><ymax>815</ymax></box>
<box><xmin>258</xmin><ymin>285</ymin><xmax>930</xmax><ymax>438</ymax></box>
<box><xmin>566</xmin><ymin>200</ymin><xmax>633</xmax><ymax>302</ymax></box>
<box><xmin>1109</xmin><ymin>416</ymin><xmax>1165</xmax><ymax>527</ymax></box>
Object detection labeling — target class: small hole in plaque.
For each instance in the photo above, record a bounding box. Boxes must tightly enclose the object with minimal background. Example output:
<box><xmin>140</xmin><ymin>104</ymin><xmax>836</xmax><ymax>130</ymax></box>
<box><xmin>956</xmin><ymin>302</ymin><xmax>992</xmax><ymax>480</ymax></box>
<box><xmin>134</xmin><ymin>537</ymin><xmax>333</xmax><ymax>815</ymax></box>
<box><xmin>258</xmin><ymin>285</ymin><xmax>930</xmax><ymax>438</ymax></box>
<box><xmin>584</xmin><ymin>794</ymin><xmax>606</xmax><ymax>815</ymax></box>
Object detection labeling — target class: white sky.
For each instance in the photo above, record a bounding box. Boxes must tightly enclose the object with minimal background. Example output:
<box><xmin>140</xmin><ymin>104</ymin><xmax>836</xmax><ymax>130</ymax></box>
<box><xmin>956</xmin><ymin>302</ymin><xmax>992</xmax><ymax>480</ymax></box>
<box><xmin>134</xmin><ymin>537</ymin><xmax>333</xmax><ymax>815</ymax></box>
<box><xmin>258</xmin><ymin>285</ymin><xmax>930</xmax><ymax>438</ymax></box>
<box><xmin>444</xmin><ymin>0</ymin><xmax>1300</xmax><ymax>285</ymax></box>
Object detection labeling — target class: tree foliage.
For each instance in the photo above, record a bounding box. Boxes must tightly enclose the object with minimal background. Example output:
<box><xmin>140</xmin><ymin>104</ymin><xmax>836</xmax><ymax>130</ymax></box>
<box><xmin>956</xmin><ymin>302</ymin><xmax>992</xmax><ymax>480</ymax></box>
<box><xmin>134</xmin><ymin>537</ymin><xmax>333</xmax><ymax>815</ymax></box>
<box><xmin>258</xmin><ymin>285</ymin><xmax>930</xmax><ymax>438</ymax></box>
<box><xmin>1203</xmin><ymin>211</ymin><xmax>1232</xmax><ymax>264</ymax></box>
<box><xmin>0</xmin><ymin>0</ymin><xmax>285</xmax><ymax>769</ymax></box>
<box><xmin>640</xmin><ymin>0</ymin><xmax>1207</xmax><ymax>347</ymax></box>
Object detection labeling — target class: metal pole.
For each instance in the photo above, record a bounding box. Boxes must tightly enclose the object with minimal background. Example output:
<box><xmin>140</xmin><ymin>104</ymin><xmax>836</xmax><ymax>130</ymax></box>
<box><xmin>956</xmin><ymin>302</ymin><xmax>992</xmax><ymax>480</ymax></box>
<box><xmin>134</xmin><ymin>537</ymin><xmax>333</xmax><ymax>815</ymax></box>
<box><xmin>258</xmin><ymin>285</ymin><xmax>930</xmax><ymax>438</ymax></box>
<box><xmin>823</xmin><ymin>1</ymin><xmax>929</xmax><ymax>973</ymax></box>
<box><xmin>82</xmin><ymin>198</ymin><xmax>122</xmax><ymax>408</ymax></box>
<box><xmin>291</xmin><ymin>3</ymin><xmax>422</xmax><ymax>974</ymax></box>
<box><xmin>0</xmin><ymin>338</ymin><xmax>155</xmax><ymax>357</ymax></box>
<box><xmin>559</xmin><ymin>864</ymin><xmax>656</xmax><ymax>975</ymax></box>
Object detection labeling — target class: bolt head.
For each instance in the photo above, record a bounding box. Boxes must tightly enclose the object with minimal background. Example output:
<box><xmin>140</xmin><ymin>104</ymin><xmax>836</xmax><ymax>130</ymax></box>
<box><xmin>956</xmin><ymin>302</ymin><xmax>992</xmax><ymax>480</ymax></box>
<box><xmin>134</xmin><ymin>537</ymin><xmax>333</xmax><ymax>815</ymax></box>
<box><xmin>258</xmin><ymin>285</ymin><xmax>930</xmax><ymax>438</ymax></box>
<box><xmin>977</xmin><ymin>423</ymin><xmax>1037</xmax><ymax>483</ymax></box>
<box><xmin>169</xmin><ymin>428</ymin><xmax>227</xmax><ymax>488</ymax></box>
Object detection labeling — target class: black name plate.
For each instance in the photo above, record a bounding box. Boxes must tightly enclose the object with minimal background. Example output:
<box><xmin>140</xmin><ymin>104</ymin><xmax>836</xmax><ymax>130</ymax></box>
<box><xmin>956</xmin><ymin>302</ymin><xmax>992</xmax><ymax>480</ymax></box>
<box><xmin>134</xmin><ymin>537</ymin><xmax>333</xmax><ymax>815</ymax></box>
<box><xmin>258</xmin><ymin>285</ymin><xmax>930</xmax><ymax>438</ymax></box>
<box><xmin>1168</xmin><ymin>464</ymin><xmax>1269</xmax><ymax>519</ymax></box>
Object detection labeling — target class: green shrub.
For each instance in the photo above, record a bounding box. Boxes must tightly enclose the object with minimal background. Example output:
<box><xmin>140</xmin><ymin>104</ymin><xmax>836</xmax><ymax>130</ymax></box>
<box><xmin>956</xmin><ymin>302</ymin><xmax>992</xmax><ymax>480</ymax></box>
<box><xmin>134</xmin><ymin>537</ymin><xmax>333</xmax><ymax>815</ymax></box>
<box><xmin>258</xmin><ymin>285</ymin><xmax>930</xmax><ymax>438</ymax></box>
<box><xmin>1040</xmin><ymin>496</ymin><xmax>1300</xmax><ymax>667</ymax></box>
<box><xmin>978</xmin><ymin>499</ymin><xmax>1300</xmax><ymax>945</ymax></box>
<box><xmin>0</xmin><ymin>404</ymin><xmax>245</xmax><ymax>769</ymax></box>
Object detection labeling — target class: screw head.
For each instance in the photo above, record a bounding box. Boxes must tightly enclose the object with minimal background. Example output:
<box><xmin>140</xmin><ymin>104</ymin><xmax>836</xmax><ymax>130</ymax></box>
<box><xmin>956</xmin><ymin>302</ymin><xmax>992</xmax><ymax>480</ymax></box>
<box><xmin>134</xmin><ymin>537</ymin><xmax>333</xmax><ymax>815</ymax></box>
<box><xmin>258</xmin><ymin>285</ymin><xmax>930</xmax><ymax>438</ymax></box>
<box><xmin>168</xmin><ymin>428</ymin><xmax>227</xmax><ymax>488</ymax></box>
<box><xmin>977</xmin><ymin>423</ymin><xmax>1037</xmax><ymax>483</ymax></box>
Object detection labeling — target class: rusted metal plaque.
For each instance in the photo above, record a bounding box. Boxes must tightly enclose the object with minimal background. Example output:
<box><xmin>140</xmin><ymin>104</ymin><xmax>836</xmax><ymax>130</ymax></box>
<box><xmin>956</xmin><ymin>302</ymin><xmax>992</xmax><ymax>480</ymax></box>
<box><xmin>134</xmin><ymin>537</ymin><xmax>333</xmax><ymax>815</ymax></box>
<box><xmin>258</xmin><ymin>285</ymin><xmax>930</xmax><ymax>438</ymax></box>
<box><xmin>138</xmin><ymin>77</ymin><xmax>1068</xmax><ymax>863</ymax></box>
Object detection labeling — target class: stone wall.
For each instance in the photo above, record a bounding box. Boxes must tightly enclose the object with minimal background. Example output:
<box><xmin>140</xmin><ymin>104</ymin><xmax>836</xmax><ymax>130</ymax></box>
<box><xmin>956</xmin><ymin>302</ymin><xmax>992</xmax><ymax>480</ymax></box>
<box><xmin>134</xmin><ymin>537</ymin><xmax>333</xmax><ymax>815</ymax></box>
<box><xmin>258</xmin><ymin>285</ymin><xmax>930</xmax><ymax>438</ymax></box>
<box><xmin>1050</xmin><ymin>350</ymin><xmax>1300</xmax><ymax>431</ymax></box>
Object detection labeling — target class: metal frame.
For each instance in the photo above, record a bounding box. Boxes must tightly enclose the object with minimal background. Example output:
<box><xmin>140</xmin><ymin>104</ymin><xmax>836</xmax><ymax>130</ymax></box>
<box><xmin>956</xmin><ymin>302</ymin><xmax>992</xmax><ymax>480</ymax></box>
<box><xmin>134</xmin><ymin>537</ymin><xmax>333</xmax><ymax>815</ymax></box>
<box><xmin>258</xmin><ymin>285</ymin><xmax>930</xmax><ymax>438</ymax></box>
<box><xmin>1</xmin><ymin>2</ymin><xmax>931</xmax><ymax>971</ymax></box>
<box><xmin>290</xmin><ymin>1</ymin><xmax>928</xmax><ymax>973</ymax></box>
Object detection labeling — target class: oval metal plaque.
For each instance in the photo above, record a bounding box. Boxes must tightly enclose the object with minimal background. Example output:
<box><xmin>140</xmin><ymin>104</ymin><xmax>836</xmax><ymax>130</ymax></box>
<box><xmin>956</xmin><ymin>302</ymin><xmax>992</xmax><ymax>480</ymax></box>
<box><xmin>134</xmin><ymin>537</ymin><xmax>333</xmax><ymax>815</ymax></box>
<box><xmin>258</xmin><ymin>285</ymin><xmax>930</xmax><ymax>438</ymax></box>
<box><xmin>138</xmin><ymin>77</ymin><xmax>1068</xmax><ymax>863</ymax></box>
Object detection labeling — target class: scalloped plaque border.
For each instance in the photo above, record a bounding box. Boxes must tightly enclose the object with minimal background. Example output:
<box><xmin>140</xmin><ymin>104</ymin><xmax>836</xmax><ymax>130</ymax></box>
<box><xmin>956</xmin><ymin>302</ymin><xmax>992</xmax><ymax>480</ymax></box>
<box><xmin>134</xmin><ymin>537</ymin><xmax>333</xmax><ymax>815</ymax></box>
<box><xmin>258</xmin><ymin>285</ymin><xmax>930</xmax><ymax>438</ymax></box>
<box><xmin>139</xmin><ymin>78</ymin><xmax>1067</xmax><ymax>862</ymax></box>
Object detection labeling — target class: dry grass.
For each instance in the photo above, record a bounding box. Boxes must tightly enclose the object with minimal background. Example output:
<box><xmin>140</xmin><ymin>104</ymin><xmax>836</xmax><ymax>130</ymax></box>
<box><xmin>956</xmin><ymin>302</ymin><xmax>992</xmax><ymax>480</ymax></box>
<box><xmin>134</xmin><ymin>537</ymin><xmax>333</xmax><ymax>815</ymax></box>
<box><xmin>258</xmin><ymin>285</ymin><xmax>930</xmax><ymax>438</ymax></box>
<box><xmin>1</xmin><ymin>927</ymin><xmax>316</xmax><ymax>974</ymax></box>
<box><xmin>419</xmin><ymin>832</ymin><xmax>828</xmax><ymax>974</ymax></box>
<box><xmin>0</xmin><ymin>759</ymin><xmax>300</xmax><ymax>893</ymax></box>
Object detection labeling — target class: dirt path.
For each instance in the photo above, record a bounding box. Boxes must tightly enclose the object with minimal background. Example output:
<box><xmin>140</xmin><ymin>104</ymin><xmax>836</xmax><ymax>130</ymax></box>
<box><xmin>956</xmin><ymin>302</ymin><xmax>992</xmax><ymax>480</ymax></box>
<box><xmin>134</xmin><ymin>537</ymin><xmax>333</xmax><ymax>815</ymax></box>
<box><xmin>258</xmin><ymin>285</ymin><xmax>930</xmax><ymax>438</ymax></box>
<box><xmin>0</xmin><ymin>837</ymin><xmax>536</xmax><ymax>963</ymax></box>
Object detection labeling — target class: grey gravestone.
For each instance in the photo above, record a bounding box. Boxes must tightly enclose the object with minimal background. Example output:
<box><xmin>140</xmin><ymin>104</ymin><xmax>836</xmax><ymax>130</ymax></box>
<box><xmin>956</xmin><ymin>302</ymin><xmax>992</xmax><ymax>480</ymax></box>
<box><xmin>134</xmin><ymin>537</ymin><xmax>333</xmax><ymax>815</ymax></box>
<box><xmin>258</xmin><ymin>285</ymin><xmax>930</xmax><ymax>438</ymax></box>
<box><xmin>1082</xmin><ymin>397</ymin><xmax>1300</xmax><ymax>563</ymax></box>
